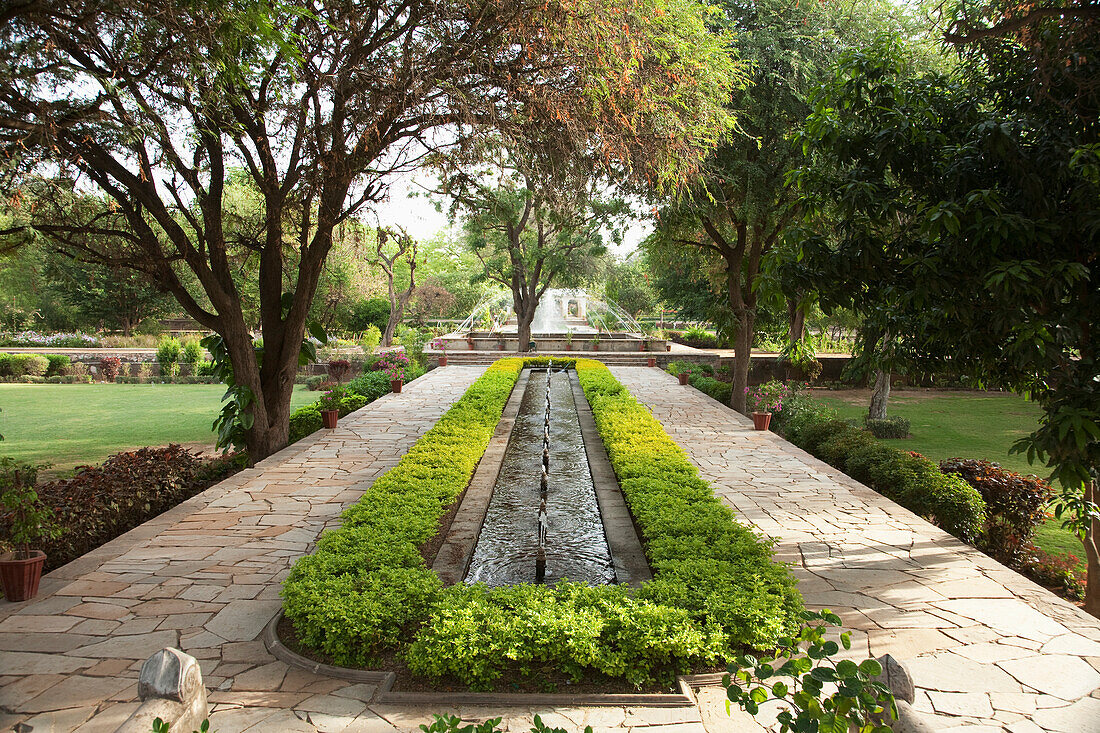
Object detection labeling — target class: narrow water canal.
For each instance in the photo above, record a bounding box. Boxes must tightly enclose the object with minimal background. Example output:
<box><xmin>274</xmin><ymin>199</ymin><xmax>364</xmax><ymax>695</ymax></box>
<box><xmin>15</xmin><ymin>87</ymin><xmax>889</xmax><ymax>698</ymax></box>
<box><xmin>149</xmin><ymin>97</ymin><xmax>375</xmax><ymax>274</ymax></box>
<box><xmin>464</xmin><ymin>369</ymin><xmax>615</xmax><ymax>587</ymax></box>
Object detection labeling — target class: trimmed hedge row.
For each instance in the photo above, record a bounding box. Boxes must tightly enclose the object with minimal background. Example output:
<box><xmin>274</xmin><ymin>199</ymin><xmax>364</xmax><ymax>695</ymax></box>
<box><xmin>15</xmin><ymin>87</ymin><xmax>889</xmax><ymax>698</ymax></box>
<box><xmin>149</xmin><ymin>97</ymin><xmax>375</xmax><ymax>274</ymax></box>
<box><xmin>282</xmin><ymin>358</ymin><xmax>801</xmax><ymax>689</ymax></box>
<box><xmin>785</xmin><ymin>418</ymin><xmax>986</xmax><ymax>542</ymax></box>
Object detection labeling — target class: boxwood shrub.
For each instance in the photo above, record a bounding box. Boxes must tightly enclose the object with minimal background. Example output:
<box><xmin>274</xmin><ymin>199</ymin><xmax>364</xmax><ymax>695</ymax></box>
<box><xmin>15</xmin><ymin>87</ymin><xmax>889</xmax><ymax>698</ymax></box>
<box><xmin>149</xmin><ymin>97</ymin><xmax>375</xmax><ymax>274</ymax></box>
<box><xmin>282</xmin><ymin>358</ymin><xmax>801</xmax><ymax>689</ymax></box>
<box><xmin>787</xmin><ymin>418</ymin><xmax>986</xmax><ymax>543</ymax></box>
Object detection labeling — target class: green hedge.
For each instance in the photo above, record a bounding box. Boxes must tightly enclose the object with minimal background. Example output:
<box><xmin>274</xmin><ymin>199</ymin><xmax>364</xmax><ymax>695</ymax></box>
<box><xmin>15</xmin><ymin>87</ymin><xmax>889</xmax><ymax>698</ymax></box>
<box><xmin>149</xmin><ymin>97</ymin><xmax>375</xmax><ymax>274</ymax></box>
<box><xmin>787</xmin><ymin>418</ymin><xmax>986</xmax><ymax>542</ymax></box>
<box><xmin>283</xmin><ymin>358</ymin><xmax>801</xmax><ymax>689</ymax></box>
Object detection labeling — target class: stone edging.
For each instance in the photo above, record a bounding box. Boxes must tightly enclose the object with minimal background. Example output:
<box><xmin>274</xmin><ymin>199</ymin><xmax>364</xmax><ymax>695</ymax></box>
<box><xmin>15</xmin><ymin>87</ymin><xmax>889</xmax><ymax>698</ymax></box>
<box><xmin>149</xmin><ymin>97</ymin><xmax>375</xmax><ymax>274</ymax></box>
<box><xmin>264</xmin><ymin>610</ymin><xmax>698</xmax><ymax>707</ymax></box>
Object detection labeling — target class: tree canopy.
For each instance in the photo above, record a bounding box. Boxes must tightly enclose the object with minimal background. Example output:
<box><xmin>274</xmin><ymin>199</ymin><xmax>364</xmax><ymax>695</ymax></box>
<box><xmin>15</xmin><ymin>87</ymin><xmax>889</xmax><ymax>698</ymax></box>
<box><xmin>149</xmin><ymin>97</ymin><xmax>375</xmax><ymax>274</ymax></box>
<box><xmin>0</xmin><ymin>0</ymin><xmax>742</xmax><ymax>459</ymax></box>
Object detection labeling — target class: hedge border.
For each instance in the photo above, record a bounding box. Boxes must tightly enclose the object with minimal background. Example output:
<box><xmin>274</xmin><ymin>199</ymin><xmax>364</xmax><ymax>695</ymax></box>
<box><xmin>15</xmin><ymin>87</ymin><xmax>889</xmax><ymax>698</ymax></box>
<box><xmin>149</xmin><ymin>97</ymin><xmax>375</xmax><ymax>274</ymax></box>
<box><xmin>282</xmin><ymin>358</ymin><xmax>800</xmax><ymax>689</ymax></box>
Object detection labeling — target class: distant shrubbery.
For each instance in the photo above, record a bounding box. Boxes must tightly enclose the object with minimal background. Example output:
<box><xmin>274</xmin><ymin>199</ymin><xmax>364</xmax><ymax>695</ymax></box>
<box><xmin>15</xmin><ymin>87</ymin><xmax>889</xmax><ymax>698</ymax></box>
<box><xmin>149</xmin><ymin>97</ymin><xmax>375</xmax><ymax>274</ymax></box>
<box><xmin>865</xmin><ymin>416</ymin><xmax>910</xmax><ymax>439</ymax></box>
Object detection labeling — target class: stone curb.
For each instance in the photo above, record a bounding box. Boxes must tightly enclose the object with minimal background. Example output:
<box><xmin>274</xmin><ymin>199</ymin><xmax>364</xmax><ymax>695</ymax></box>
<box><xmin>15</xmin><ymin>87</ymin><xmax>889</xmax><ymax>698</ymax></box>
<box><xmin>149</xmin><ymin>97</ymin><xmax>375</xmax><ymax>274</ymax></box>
<box><xmin>265</xmin><ymin>610</ymin><xmax>697</xmax><ymax>707</ymax></box>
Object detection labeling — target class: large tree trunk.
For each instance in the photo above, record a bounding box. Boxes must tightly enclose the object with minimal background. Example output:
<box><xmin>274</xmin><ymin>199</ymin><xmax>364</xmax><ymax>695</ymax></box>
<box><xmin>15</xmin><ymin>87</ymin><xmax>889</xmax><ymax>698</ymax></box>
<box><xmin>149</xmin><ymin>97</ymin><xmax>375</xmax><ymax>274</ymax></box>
<box><xmin>731</xmin><ymin>309</ymin><xmax>753</xmax><ymax>414</ymax></box>
<box><xmin>383</xmin><ymin>305</ymin><xmax>401</xmax><ymax>348</ymax></box>
<box><xmin>868</xmin><ymin>369</ymin><xmax>891</xmax><ymax>420</ymax></box>
<box><xmin>787</xmin><ymin>298</ymin><xmax>806</xmax><ymax>345</ymax></box>
<box><xmin>1085</xmin><ymin>480</ymin><xmax>1100</xmax><ymax>618</ymax></box>
<box><xmin>785</xmin><ymin>298</ymin><xmax>807</xmax><ymax>381</ymax></box>
<box><xmin>513</xmin><ymin>285</ymin><xmax>538</xmax><ymax>353</ymax></box>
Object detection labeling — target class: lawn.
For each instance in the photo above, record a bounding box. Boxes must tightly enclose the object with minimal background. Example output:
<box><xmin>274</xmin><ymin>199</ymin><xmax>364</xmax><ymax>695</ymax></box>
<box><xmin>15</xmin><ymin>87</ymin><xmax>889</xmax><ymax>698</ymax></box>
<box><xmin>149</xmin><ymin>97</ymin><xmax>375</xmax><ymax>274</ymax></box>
<box><xmin>811</xmin><ymin>388</ymin><xmax>1085</xmax><ymax>570</ymax></box>
<box><xmin>0</xmin><ymin>383</ymin><xmax>316</xmax><ymax>475</ymax></box>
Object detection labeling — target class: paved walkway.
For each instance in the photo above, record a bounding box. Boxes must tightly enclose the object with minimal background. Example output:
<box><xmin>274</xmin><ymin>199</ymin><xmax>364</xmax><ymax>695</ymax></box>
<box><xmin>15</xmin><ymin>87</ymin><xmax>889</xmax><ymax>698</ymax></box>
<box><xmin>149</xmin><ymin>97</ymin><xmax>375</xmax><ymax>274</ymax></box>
<box><xmin>3</xmin><ymin>365</ymin><xmax>1099</xmax><ymax>732</ymax></box>
<box><xmin>611</xmin><ymin>367</ymin><xmax>1100</xmax><ymax>733</ymax></box>
<box><xmin>0</xmin><ymin>367</ymin><xmax>707</xmax><ymax>733</ymax></box>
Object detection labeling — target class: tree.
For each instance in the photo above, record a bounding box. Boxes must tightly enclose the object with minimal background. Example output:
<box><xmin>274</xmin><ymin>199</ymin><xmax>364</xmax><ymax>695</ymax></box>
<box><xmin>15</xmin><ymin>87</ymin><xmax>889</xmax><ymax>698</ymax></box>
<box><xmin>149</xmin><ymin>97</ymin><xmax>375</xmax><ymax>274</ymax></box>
<box><xmin>452</xmin><ymin>164</ymin><xmax>617</xmax><ymax>350</ymax></box>
<box><xmin>791</xmin><ymin>27</ymin><xmax>1100</xmax><ymax>613</ymax></box>
<box><xmin>647</xmin><ymin>0</ymin><xmax>936</xmax><ymax>413</ymax></box>
<box><xmin>604</xmin><ymin>257</ymin><xmax>659</xmax><ymax>317</ymax></box>
<box><xmin>371</xmin><ymin>227</ymin><xmax>418</xmax><ymax>347</ymax></box>
<box><xmin>0</xmin><ymin>0</ymin><xmax>739</xmax><ymax>460</ymax></box>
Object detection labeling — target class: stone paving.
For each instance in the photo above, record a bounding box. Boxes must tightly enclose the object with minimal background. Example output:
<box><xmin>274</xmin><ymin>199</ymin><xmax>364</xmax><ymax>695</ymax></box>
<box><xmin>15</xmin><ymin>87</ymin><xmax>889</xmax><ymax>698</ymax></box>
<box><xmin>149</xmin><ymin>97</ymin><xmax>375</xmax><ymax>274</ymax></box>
<box><xmin>3</xmin><ymin>364</ymin><xmax>1099</xmax><ymax>732</ymax></box>
<box><xmin>611</xmin><ymin>366</ymin><xmax>1100</xmax><ymax>733</ymax></box>
<box><xmin>0</xmin><ymin>367</ymin><xmax>707</xmax><ymax>733</ymax></box>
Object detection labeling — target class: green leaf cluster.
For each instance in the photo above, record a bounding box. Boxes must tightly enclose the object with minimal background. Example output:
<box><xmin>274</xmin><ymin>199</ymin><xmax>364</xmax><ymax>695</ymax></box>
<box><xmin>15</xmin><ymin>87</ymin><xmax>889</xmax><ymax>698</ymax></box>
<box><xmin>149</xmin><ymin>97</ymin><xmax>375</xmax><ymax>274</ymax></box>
<box><xmin>724</xmin><ymin>610</ymin><xmax>895</xmax><ymax>733</ymax></box>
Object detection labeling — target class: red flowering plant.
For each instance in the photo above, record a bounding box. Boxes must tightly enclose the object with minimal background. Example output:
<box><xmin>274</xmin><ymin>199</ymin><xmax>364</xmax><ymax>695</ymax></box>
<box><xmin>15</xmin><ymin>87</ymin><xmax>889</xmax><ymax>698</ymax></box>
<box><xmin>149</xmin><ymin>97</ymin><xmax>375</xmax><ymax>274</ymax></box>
<box><xmin>431</xmin><ymin>337</ymin><xmax>447</xmax><ymax>354</ymax></box>
<box><xmin>376</xmin><ymin>351</ymin><xmax>411</xmax><ymax>382</ymax></box>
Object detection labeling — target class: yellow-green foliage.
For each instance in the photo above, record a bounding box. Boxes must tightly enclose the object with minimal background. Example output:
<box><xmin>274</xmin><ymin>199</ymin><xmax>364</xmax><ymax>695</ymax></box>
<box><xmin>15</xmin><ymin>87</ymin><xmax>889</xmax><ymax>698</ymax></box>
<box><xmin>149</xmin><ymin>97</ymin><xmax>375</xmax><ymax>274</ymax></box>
<box><xmin>282</xmin><ymin>358</ymin><xmax>801</xmax><ymax>689</ymax></box>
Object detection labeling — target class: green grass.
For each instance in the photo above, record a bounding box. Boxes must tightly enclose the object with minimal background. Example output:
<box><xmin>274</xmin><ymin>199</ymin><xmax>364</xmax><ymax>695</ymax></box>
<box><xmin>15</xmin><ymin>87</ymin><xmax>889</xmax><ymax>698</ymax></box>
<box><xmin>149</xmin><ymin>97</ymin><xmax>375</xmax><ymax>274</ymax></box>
<box><xmin>812</xmin><ymin>389</ymin><xmax>1042</xmax><ymax>475</ymax></box>
<box><xmin>0</xmin><ymin>383</ymin><xmax>316</xmax><ymax>475</ymax></box>
<box><xmin>812</xmin><ymin>388</ymin><xmax>1086</xmax><ymax>570</ymax></box>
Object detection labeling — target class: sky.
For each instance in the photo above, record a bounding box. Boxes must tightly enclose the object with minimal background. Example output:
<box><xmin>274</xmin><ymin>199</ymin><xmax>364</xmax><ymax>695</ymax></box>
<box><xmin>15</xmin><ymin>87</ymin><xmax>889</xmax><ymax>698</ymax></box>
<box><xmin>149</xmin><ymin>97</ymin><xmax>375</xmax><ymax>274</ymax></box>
<box><xmin>371</xmin><ymin>171</ymin><xmax>652</xmax><ymax>258</ymax></box>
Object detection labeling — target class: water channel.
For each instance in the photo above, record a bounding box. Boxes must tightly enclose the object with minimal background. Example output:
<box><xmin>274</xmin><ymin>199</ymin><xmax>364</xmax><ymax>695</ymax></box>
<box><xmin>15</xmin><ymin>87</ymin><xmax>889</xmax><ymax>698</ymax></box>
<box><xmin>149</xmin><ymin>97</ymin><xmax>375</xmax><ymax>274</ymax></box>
<box><xmin>464</xmin><ymin>368</ymin><xmax>616</xmax><ymax>587</ymax></box>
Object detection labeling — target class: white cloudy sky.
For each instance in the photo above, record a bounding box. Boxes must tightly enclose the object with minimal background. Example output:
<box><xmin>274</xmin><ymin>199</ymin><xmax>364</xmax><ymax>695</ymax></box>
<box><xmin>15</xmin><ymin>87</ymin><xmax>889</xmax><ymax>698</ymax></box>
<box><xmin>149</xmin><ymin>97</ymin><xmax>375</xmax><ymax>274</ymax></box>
<box><xmin>370</xmin><ymin>171</ymin><xmax>652</xmax><ymax>258</ymax></box>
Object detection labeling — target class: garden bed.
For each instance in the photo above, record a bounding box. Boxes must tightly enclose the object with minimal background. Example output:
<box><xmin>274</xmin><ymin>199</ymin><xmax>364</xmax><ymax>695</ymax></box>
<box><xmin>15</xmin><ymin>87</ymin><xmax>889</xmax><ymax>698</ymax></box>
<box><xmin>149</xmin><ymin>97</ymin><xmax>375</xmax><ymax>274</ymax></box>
<box><xmin>280</xmin><ymin>357</ymin><xmax>801</xmax><ymax>691</ymax></box>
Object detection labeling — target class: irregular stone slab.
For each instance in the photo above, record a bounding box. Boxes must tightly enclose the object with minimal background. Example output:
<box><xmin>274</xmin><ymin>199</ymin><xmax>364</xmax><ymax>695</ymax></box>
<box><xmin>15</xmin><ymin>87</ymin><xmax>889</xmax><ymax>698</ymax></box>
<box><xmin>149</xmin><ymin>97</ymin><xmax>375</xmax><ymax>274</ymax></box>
<box><xmin>932</xmin><ymin>599</ymin><xmax>1069</xmax><ymax>642</ymax></box>
<box><xmin>205</xmin><ymin>599</ymin><xmax>282</xmax><ymax>642</ymax></box>
<box><xmin>1031</xmin><ymin>697</ymin><xmax>1100</xmax><ymax>733</ymax></box>
<box><xmin>77</xmin><ymin>630</ymin><xmax>178</xmax><ymax>659</ymax></box>
<box><xmin>928</xmin><ymin>691</ymin><xmax>994</xmax><ymax>718</ymax></box>
<box><xmin>997</xmin><ymin>655</ymin><xmax>1100</xmax><ymax>700</ymax></box>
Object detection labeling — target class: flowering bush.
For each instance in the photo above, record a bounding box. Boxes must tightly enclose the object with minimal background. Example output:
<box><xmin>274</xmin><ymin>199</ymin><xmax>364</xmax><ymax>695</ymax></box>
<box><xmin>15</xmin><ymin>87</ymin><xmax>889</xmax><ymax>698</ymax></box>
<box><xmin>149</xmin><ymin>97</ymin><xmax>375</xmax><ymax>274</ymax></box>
<box><xmin>99</xmin><ymin>356</ymin><xmax>122</xmax><ymax>381</ymax></box>
<box><xmin>0</xmin><ymin>331</ymin><xmax>100</xmax><ymax>348</ymax></box>
<box><xmin>376</xmin><ymin>351</ymin><xmax>412</xmax><ymax>381</ymax></box>
<box><xmin>746</xmin><ymin>379</ymin><xmax>800</xmax><ymax>414</ymax></box>
<box><xmin>316</xmin><ymin>387</ymin><xmax>347</xmax><ymax>412</ymax></box>
<box><xmin>431</xmin><ymin>337</ymin><xmax>447</xmax><ymax>353</ymax></box>
<box><xmin>1019</xmin><ymin>543</ymin><xmax>1086</xmax><ymax>600</ymax></box>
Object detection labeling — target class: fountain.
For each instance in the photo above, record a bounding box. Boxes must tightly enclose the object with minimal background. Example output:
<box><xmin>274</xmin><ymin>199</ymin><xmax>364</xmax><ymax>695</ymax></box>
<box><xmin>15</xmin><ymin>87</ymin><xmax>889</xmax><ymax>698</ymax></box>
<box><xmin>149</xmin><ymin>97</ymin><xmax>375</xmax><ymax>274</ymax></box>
<box><xmin>432</xmin><ymin>288</ymin><xmax>667</xmax><ymax>356</ymax></box>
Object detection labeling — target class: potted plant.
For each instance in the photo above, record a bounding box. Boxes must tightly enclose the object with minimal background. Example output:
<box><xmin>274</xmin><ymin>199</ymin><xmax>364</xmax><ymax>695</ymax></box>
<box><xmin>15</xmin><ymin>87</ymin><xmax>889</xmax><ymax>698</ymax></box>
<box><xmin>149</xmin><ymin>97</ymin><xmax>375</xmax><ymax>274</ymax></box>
<box><xmin>591</xmin><ymin>333</ymin><xmax>601</xmax><ymax>352</ymax></box>
<box><xmin>0</xmin><ymin>464</ymin><xmax>62</xmax><ymax>602</ymax></box>
<box><xmin>746</xmin><ymin>380</ymin><xmax>787</xmax><ymax>431</ymax></box>
<box><xmin>563</xmin><ymin>329</ymin><xmax>573</xmax><ymax>351</ymax></box>
<box><xmin>647</xmin><ymin>357</ymin><xmax>657</xmax><ymax>367</ymax></box>
<box><xmin>496</xmin><ymin>333</ymin><xmax>506</xmax><ymax>351</ymax></box>
<box><xmin>432</xmin><ymin>338</ymin><xmax>448</xmax><ymax>367</ymax></box>
<box><xmin>327</xmin><ymin>358</ymin><xmax>351</xmax><ymax>384</ymax></box>
<box><xmin>677</xmin><ymin>370</ymin><xmax>691</xmax><ymax>385</ymax></box>
<box><xmin>377</xmin><ymin>351</ymin><xmax>411</xmax><ymax>393</ymax></box>
<box><xmin>317</xmin><ymin>387</ymin><xmax>345</xmax><ymax>429</ymax></box>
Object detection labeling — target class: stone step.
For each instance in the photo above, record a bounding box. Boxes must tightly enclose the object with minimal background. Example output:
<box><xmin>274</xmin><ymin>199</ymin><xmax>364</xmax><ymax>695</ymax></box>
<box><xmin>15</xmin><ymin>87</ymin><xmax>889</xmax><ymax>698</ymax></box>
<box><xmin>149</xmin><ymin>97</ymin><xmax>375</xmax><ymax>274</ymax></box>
<box><xmin>438</xmin><ymin>351</ymin><xmax>665</xmax><ymax>366</ymax></box>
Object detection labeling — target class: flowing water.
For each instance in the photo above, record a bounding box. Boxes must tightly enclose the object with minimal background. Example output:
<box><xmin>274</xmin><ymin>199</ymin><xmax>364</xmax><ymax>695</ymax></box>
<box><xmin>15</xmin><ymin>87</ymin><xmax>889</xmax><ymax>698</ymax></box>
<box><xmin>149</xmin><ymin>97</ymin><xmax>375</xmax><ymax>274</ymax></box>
<box><xmin>464</xmin><ymin>369</ymin><xmax>615</xmax><ymax>587</ymax></box>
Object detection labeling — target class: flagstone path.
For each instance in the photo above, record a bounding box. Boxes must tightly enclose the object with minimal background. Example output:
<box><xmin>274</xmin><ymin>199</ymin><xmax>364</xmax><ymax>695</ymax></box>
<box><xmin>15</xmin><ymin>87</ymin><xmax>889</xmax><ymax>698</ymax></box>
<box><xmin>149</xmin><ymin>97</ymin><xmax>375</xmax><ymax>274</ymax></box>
<box><xmin>2</xmin><ymin>364</ymin><xmax>1099</xmax><ymax>732</ymax></box>
<box><xmin>610</xmin><ymin>366</ymin><xmax>1100</xmax><ymax>733</ymax></box>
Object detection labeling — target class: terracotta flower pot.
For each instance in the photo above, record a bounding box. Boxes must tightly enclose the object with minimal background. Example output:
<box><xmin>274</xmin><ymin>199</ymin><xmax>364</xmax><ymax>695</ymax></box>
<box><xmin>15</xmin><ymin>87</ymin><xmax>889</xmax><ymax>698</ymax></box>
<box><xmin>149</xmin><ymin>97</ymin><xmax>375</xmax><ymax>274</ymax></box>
<box><xmin>666</xmin><ymin>344</ymin><xmax>672</xmax><ymax>352</ymax></box>
<box><xmin>752</xmin><ymin>412</ymin><xmax>772</xmax><ymax>431</ymax></box>
<box><xmin>438</xmin><ymin>355</ymin><xmax>448</xmax><ymax>367</ymax></box>
<box><xmin>564</xmin><ymin>343</ymin><xmax>573</xmax><ymax>351</ymax></box>
<box><xmin>677</xmin><ymin>372</ymin><xmax>690</xmax><ymax>385</ymax></box>
<box><xmin>390</xmin><ymin>379</ymin><xmax>403</xmax><ymax>393</ymax></box>
<box><xmin>321</xmin><ymin>409</ymin><xmax>339</xmax><ymax>429</ymax></box>
<box><xmin>638</xmin><ymin>342</ymin><xmax>646</xmax><ymax>352</ymax></box>
<box><xmin>647</xmin><ymin>357</ymin><xmax>656</xmax><ymax>367</ymax></box>
<box><xmin>0</xmin><ymin>550</ymin><xmax>46</xmax><ymax>602</ymax></box>
<box><xmin>497</xmin><ymin>342</ymin><xmax>505</xmax><ymax>351</ymax></box>
<box><xmin>592</xmin><ymin>343</ymin><xmax>599</xmax><ymax>352</ymax></box>
<box><xmin>467</xmin><ymin>340</ymin><xmax>475</xmax><ymax>351</ymax></box>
